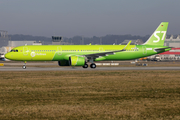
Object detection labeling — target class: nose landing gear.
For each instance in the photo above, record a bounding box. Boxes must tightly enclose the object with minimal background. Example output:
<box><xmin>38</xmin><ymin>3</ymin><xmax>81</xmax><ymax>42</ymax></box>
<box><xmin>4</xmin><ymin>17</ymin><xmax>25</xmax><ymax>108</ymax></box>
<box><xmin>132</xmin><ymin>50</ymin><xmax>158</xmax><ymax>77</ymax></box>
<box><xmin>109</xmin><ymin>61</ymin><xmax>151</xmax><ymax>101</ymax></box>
<box><xmin>22</xmin><ymin>61</ymin><xmax>27</xmax><ymax>69</ymax></box>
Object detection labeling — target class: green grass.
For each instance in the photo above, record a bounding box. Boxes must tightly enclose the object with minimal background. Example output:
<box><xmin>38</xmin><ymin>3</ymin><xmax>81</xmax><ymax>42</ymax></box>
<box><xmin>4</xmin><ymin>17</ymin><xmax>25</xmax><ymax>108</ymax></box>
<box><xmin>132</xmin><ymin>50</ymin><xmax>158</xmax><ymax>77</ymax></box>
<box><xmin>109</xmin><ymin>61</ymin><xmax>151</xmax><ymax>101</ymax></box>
<box><xmin>0</xmin><ymin>70</ymin><xmax>180</xmax><ymax>119</ymax></box>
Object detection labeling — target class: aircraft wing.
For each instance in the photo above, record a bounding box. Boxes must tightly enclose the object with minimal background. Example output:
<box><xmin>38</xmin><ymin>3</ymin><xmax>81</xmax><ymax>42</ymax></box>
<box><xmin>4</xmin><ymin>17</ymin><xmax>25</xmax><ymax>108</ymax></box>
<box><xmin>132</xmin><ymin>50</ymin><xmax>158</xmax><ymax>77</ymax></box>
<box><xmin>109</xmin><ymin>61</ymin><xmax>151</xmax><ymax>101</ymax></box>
<box><xmin>84</xmin><ymin>50</ymin><xmax>123</xmax><ymax>59</ymax></box>
<box><xmin>84</xmin><ymin>41</ymin><xmax>131</xmax><ymax>59</ymax></box>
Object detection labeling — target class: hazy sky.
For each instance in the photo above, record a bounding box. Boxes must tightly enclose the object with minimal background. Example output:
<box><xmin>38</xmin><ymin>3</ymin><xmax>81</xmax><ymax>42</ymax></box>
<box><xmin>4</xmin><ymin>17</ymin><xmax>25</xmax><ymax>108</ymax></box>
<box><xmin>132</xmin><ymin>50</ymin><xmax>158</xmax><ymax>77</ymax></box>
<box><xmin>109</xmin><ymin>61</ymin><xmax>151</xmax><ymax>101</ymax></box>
<box><xmin>0</xmin><ymin>0</ymin><xmax>180</xmax><ymax>37</ymax></box>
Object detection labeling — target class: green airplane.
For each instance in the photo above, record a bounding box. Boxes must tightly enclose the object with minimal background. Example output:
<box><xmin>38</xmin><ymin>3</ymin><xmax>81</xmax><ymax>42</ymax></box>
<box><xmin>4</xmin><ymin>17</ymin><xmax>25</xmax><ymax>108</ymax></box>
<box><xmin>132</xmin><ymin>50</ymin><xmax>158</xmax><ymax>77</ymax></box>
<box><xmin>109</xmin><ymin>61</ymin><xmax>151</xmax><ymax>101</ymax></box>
<box><xmin>5</xmin><ymin>22</ymin><xmax>171</xmax><ymax>69</ymax></box>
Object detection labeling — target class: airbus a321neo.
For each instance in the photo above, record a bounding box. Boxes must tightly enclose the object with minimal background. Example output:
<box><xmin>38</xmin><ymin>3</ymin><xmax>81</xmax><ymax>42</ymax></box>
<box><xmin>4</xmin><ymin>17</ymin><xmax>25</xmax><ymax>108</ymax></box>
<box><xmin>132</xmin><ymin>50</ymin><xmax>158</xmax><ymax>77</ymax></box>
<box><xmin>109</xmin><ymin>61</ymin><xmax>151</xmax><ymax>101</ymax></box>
<box><xmin>5</xmin><ymin>22</ymin><xmax>171</xmax><ymax>69</ymax></box>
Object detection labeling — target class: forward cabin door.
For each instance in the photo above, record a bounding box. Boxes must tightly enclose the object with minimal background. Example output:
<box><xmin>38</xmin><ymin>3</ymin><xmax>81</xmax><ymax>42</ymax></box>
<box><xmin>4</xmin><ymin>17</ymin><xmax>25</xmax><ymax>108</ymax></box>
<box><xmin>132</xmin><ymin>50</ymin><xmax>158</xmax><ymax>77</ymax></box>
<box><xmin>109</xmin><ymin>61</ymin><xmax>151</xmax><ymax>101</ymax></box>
<box><xmin>23</xmin><ymin>47</ymin><xmax>28</xmax><ymax>56</ymax></box>
<box><xmin>99</xmin><ymin>47</ymin><xmax>103</xmax><ymax>52</ymax></box>
<box><xmin>57</xmin><ymin>47</ymin><xmax>62</xmax><ymax>55</ymax></box>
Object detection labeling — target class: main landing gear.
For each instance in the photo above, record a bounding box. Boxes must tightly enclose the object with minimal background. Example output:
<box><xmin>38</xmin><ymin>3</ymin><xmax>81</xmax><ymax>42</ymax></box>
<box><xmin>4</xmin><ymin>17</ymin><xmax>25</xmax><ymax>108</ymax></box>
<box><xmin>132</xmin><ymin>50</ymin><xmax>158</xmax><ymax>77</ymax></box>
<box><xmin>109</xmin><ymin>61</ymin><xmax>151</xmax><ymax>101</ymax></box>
<box><xmin>82</xmin><ymin>63</ymin><xmax>88</xmax><ymax>68</ymax></box>
<box><xmin>22</xmin><ymin>61</ymin><xmax>27</xmax><ymax>69</ymax></box>
<box><xmin>82</xmin><ymin>58</ymin><xmax>96</xmax><ymax>69</ymax></box>
<box><xmin>82</xmin><ymin>63</ymin><xmax>96</xmax><ymax>69</ymax></box>
<box><xmin>90</xmin><ymin>63</ymin><xmax>96</xmax><ymax>69</ymax></box>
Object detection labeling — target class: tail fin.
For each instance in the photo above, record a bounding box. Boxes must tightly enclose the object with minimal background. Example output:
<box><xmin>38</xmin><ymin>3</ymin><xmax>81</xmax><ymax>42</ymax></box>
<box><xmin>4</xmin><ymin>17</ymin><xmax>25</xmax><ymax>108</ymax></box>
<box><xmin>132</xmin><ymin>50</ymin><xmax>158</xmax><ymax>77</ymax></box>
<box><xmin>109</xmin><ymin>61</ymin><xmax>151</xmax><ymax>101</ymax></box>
<box><xmin>143</xmin><ymin>22</ymin><xmax>169</xmax><ymax>46</ymax></box>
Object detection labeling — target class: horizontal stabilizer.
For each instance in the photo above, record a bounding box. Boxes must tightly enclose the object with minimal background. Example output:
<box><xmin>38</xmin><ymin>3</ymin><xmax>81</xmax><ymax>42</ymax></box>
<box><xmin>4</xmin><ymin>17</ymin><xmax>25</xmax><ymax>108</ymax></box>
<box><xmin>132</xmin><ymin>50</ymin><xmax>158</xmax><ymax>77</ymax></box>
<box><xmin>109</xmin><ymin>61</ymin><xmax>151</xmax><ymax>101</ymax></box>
<box><xmin>154</xmin><ymin>47</ymin><xmax>172</xmax><ymax>52</ymax></box>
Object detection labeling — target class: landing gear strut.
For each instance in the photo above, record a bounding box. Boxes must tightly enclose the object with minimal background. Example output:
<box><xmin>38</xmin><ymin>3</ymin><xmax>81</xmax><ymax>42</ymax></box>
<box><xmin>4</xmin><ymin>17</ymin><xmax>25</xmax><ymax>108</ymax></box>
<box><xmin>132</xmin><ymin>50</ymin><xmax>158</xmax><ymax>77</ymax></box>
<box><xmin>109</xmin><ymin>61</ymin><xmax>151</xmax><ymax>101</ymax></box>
<box><xmin>22</xmin><ymin>61</ymin><xmax>27</xmax><ymax>69</ymax></box>
<box><xmin>89</xmin><ymin>58</ymin><xmax>96</xmax><ymax>69</ymax></box>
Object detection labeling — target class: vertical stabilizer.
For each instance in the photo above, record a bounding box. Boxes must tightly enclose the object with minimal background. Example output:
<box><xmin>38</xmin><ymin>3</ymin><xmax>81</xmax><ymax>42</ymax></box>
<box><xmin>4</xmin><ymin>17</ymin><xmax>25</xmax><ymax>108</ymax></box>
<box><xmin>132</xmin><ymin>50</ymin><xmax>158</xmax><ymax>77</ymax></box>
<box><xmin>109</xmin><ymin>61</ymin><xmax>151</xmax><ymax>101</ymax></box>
<box><xmin>143</xmin><ymin>22</ymin><xmax>168</xmax><ymax>46</ymax></box>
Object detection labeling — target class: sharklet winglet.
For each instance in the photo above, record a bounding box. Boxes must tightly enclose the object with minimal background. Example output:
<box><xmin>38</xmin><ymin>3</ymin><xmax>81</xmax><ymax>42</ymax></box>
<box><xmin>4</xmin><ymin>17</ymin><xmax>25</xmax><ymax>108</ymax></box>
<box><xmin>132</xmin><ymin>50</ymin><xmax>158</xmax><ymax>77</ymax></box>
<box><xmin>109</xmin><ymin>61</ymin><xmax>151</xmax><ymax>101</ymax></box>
<box><xmin>122</xmin><ymin>40</ymin><xmax>131</xmax><ymax>51</ymax></box>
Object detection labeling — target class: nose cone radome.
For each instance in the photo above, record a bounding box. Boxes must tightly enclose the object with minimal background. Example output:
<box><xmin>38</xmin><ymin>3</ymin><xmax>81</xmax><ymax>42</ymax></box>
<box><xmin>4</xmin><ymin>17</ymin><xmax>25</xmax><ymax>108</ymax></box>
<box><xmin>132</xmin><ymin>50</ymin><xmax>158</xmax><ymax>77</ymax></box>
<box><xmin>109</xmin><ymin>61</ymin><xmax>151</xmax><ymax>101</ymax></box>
<box><xmin>5</xmin><ymin>53</ymin><xmax>11</xmax><ymax>60</ymax></box>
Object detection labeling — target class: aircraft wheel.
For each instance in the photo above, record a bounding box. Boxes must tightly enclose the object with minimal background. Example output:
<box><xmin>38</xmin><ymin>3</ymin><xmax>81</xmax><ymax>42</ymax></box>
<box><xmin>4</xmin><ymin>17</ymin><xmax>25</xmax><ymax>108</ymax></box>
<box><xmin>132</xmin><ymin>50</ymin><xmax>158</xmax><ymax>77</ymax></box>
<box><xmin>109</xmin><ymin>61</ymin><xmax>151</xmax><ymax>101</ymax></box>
<box><xmin>22</xmin><ymin>65</ymin><xmax>26</xmax><ymax>69</ymax></box>
<box><xmin>90</xmin><ymin>63</ymin><xmax>96</xmax><ymax>69</ymax></box>
<box><xmin>83</xmin><ymin>64</ymin><xmax>88</xmax><ymax>68</ymax></box>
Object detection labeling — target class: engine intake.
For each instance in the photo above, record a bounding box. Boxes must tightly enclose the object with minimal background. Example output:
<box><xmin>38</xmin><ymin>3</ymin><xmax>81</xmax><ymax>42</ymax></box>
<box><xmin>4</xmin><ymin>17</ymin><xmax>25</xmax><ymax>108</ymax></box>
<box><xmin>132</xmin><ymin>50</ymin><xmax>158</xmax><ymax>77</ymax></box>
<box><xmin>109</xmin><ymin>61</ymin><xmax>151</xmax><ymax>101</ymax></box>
<box><xmin>69</xmin><ymin>56</ymin><xmax>85</xmax><ymax>66</ymax></box>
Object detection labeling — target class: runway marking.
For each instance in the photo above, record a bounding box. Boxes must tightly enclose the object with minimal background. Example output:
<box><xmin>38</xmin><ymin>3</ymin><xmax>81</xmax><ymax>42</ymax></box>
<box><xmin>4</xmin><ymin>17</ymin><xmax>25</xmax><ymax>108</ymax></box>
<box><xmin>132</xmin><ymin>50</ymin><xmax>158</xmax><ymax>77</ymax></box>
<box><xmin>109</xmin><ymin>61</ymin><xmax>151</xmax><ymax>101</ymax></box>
<box><xmin>0</xmin><ymin>63</ymin><xmax>4</xmax><ymax>66</ymax></box>
<box><xmin>1</xmin><ymin>66</ymin><xmax>180</xmax><ymax>71</ymax></box>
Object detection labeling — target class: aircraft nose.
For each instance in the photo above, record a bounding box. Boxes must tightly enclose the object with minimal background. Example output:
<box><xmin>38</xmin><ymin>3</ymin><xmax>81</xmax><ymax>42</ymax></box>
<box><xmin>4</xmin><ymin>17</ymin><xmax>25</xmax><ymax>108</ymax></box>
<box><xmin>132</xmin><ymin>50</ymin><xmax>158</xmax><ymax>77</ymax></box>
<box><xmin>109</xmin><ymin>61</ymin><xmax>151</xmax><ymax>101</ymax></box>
<box><xmin>5</xmin><ymin>53</ymin><xmax>11</xmax><ymax>59</ymax></box>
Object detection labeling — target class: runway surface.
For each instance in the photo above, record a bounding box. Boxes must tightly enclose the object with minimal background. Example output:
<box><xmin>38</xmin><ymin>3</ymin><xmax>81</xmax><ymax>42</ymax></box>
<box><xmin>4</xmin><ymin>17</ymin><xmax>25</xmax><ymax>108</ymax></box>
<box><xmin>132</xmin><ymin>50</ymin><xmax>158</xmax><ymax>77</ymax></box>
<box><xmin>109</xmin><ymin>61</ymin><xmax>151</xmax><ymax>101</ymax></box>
<box><xmin>1</xmin><ymin>66</ymin><xmax>180</xmax><ymax>71</ymax></box>
<box><xmin>1</xmin><ymin>62</ymin><xmax>180</xmax><ymax>71</ymax></box>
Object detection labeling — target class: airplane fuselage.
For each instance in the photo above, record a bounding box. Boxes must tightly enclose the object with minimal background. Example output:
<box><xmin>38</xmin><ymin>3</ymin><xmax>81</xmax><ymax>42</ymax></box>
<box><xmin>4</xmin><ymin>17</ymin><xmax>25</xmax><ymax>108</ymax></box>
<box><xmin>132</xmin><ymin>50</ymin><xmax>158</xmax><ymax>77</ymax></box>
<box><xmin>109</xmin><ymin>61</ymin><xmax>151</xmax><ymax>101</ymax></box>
<box><xmin>5</xmin><ymin>45</ymin><xmax>169</xmax><ymax>61</ymax></box>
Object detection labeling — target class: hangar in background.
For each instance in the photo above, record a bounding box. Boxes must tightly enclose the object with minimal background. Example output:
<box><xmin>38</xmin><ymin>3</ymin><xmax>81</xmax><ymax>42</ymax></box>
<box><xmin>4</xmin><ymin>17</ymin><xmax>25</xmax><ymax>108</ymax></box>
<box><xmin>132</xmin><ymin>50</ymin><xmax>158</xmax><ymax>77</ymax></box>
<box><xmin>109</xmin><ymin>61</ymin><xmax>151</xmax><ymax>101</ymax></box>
<box><xmin>0</xmin><ymin>30</ymin><xmax>43</xmax><ymax>60</ymax></box>
<box><xmin>164</xmin><ymin>35</ymin><xmax>180</xmax><ymax>47</ymax></box>
<box><xmin>0</xmin><ymin>30</ymin><xmax>10</xmax><ymax>48</ymax></box>
<box><xmin>52</xmin><ymin>36</ymin><xmax>73</xmax><ymax>45</ymax></box>
<box><xmin>121</xmin><ymin>39</ymin><xmax>143</xmax><ymax>45</ymax></box>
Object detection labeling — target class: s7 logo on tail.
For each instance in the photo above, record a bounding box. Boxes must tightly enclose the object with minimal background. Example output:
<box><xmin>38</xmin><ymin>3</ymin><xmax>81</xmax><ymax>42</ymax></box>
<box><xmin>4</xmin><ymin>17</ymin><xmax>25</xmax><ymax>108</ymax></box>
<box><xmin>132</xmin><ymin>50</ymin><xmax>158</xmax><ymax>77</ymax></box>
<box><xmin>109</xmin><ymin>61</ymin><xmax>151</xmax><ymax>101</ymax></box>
<box><xmin>153</xmin><ymin>31</ymin><xmax>166</xmax><ymax>43</ymax></box>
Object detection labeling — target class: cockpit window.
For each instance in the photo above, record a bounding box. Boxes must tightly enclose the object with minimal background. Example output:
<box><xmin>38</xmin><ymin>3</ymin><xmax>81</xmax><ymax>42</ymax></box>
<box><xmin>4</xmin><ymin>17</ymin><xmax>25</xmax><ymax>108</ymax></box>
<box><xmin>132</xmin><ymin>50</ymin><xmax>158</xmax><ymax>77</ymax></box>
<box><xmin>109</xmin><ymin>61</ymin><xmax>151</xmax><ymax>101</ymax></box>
<box><xmin>10</xmin><ymin>49</ymin><xmax>18</xmax><ymax>52</ymax></box>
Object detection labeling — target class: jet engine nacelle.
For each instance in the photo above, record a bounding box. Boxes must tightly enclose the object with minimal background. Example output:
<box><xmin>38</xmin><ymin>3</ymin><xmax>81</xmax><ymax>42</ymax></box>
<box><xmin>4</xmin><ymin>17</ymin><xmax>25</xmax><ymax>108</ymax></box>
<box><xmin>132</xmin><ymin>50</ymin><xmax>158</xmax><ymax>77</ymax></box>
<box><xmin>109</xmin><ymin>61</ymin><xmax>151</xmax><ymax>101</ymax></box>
<box><xmin>58</xmin><ymin>56</ymin><xmax>85</xmax><ymax>66</ymax></box>
<box><xmin>58</xmin><ymin>60</ymin><xmax>70</xmax><ymax>66</ymax></box>
<box><xmin>69</xmin><ymin>56</ymin><xmax>85</xmax><ymax>66</ymax></box>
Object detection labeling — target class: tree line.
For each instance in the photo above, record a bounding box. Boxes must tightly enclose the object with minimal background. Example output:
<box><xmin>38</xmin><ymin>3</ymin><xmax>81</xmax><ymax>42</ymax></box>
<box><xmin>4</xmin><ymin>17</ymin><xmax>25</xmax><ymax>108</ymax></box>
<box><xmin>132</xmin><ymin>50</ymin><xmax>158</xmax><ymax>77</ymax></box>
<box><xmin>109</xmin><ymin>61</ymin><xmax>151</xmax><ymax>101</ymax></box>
<box><xmin>7</xmin><ymin>34</ymin><xmax>151</xmax><ymax>45</ymax></box>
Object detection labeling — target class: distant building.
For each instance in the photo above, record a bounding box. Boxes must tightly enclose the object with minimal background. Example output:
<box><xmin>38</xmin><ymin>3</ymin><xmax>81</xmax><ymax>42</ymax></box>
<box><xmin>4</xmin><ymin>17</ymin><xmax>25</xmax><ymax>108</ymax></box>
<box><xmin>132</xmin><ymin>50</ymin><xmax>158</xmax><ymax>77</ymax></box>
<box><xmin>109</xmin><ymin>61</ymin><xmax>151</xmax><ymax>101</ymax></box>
<box><xmin>52</xmin><ymin>36</ymin><xmax>73</xmax><ymax>45</ymax></box>
<box><xmin>8</xmin><ymin>41</ymin><xmax>42</xmax><ymax>47</ymax></box>
<box><xmin>120</xmin><ymin>39</ymin><xmax>143</xmax><ymax>45</ymax></box>
<box><xmin>164</xmin><ymin>35</ymin><xmax>180</xmax><ymax>48</ymax></box>
<box><xmin>0</xmin><ymin>46</ymin><xmax>14</xmax><ymax>60</ymax></box>
<box><xmin>52</xmin><ymin>36</ymin><xmax>63</xmax><ymax>45</ymax></box>
<box><xmin>0</xmin><ymin>47</ymin><xmax>14</xmax><ymax>55</ymax></box>
<box><xmin>32</xmin><ymin>41</ymin><xmax>42</xmax><ymax>45</ymax></box>
<box><xmin>0</xmin><ymin>30</ymin><xmax>10</xmax><ymax>47</ymax></box>
<box><xmin>60</xmin><ymin>42</ymin><xmax>74</xmax><ymax>45</ymax></box>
